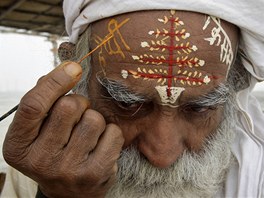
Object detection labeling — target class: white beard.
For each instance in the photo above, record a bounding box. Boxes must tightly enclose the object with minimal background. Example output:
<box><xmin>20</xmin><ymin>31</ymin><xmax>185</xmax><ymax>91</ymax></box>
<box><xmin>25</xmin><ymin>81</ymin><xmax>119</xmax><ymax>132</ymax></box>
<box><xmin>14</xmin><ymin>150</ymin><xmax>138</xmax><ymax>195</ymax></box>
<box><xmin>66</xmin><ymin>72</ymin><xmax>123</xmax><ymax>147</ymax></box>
<box><xmin>105</xmin><ymin>115</ymin><xmax>236</xmax><ymax>198</ymax></box>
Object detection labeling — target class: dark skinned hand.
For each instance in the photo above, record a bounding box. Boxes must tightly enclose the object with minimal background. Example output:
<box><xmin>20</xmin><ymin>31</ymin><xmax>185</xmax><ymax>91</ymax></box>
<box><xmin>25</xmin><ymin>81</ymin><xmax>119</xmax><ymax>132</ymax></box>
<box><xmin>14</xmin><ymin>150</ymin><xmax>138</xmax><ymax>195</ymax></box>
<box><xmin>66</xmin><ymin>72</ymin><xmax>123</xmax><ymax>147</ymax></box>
<box><xmin>2</xmin><ymin>61</ymin><xmax>124</xmax><ymax>198</ymax></box>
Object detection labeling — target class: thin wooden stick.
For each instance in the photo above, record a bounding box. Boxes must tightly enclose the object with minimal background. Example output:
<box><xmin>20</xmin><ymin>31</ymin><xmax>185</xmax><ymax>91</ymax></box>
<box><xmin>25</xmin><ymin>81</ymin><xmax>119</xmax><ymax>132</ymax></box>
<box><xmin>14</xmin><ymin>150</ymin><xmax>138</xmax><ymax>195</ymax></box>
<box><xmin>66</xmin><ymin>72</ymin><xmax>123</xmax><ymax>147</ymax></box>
<box><xmin>77</xmin><ymin>35</ymin><xmax>113</xmax><ymax>64</ymax></box>
<box><xmin>0</xmin><ymin>35</ymin><xmax>113</xmax><ymax>123</ymax></box>
<box><xmin>0</xmin><ymin>18</ymin><xmax>130</xmax><ymax>122</ymax></box>
<box><xmin>0</xmin><ymin>105</ymin><xmax>19</xmax><ymax>122</ymax></box>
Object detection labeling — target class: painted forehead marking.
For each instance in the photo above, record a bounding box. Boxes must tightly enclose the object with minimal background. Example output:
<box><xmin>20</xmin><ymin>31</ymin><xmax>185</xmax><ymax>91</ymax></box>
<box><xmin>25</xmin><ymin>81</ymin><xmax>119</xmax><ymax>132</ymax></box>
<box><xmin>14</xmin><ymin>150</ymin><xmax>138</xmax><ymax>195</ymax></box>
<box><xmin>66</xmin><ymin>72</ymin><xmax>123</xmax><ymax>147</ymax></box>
<box><xmin>123</xmin><ymin>10</ymin><xmax>213</xmax><ymax>107</ymax></box>
<box><xmin>203</xmin><ymin>16</ymin><xmax>234</xmax><ymax>73</ymax></box>
<box><xmin>93</xmin><ymin>18</ymin><xmax>131</xmax><ymax>69</ymax></box>
<box><xmin>92</xmin><ymin>11</ymin><xmax>232</xmax><ymax>108</ymax></box>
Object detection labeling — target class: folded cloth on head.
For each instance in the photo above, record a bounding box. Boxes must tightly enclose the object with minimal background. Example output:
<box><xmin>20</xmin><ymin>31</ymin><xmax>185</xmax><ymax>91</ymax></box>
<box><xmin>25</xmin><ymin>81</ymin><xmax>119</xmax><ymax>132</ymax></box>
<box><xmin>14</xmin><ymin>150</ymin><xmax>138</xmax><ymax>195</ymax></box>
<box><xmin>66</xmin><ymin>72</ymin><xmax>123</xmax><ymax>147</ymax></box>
<box><xmin>63</xmin><ymin>1</ymin><xmax>264</xmax><ymax>197</ymax></box>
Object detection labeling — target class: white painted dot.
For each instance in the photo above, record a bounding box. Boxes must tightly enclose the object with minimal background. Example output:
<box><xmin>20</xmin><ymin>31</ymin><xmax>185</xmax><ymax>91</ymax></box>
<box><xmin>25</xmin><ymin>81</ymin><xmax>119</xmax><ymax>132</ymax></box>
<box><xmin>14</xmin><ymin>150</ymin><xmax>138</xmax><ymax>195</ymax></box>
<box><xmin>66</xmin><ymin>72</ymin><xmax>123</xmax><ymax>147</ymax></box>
<box><xmin>148</xmin><ymin>31</ymin><xmax>155</xmax><ymax>35</ymax></box>
<box><xmin>199</xmin><ymin>60</ymin><xmax>205</xmax><ymax>66</ymax></box>
<box><xmin>121</xmin><ymin>70</ymin><xmax>128</xmax><ymax>79</ymax></box>
<box><xmin>192</xmin><ymin>45</ymin><xmax>198</xmax><ymax>51</ymax></box>
<box><xmin>203</xmin><ymin>75</ymin><xmax>211</xmax><ymax>84</ymax></box>
<box><xmin>132</xmin><ymin>55</ymin><xmax>139</xmax><ymax>60</ymax></box>
<box><xmin>141</xmin><ymin>41</ymin><xmax>150</xmax><ymax>48</ymax></box>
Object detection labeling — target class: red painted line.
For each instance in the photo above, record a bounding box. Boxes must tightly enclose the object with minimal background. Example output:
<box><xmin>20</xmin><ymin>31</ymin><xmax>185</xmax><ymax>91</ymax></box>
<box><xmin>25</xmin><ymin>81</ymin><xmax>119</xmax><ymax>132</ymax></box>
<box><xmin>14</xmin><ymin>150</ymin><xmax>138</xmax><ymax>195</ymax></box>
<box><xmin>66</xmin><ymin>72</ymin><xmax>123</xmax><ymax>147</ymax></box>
<box><xmin>139</xmin><ymin>58</ymin><xmax>198</xmax><ymax>66</ymax></box>
<box><xmin>128</xmin><ymin>70</ymin><xmax>218</xmax><ymax>83</ymax></box>
<box><xmin>150</xmin><ymin>44</ymin><xmax>190</xmax><ymax>50</ymax></box>
<box><xmin>152</xmin><ymin>32</ymin><xmax>185</xmax><ymax>37</ymax></box>
<box><xmin>167</xmin><ymin>17</ymin><xmax>177</xmax><ymax>97</ymax></box>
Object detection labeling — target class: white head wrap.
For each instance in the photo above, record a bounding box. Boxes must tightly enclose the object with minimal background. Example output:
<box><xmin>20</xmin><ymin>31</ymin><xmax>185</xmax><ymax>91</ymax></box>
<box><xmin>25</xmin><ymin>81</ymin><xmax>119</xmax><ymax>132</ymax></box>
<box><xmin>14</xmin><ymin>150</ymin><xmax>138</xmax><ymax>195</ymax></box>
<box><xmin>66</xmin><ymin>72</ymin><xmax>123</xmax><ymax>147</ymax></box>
<box><xmin>63</xmin><ymin>1</ymin><xmax>264</xmax><ymax>197</ymax></box>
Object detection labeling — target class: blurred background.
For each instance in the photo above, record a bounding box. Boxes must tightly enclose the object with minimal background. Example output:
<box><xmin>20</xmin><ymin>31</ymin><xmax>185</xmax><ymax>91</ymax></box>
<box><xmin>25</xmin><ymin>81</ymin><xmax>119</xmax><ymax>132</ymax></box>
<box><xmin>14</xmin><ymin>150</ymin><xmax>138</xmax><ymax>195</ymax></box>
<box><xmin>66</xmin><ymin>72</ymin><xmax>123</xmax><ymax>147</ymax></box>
<box><xmin>0</xmin><ymin>0</ymin><xmax>264</xmax><ymax>193</ymax></box>
<box><xmin>0</xmin><ymin>0</ymin><xmax>66</xmax><ymax>191</ymax></box>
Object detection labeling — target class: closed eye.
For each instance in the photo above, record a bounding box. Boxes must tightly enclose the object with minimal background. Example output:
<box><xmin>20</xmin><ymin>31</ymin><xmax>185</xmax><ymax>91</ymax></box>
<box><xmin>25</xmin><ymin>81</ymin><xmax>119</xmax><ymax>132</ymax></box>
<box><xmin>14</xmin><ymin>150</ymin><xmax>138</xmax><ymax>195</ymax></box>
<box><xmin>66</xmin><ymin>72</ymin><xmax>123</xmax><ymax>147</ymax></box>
<box><xmin>182</xmin><ymin>104</ymin><xmax>217</xmax><ymax>114</ymax></box>
<box><xmin>113</xmin><ymin>100</ymin><xmax>154</xmax><ymax>118</ymax></box>
<box><xmin>114</xmin><ymin>101</ymin><xmax>144</xmax><ymax>111</ymax></box>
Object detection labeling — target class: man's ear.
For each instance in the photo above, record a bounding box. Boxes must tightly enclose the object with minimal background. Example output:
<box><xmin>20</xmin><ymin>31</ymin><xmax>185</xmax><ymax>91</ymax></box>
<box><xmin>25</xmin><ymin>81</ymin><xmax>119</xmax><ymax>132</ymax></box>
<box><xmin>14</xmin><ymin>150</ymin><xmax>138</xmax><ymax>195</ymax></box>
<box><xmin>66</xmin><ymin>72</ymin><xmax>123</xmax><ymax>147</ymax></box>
<box><xmin>58</xmin><ymin>42</ymin><xmax>76</xmax><ymax>62</ymax></box>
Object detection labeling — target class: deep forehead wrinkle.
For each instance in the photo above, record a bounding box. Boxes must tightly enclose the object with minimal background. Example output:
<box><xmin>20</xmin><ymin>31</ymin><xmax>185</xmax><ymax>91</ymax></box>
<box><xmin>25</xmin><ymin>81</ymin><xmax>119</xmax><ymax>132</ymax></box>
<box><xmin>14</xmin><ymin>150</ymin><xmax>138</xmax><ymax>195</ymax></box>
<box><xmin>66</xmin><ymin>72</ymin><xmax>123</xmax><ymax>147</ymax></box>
<box><xmin>97</xmin><ymin>76</ymin><xmax>147</xmax><ymax>103</ymax></box>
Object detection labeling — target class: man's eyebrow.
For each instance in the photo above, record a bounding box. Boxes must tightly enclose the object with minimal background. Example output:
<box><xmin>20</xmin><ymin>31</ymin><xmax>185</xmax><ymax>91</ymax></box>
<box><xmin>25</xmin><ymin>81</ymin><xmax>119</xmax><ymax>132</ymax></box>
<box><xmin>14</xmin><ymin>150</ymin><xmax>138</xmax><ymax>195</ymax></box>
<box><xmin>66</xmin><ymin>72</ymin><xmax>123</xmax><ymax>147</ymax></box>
<box><xmin>97</xmin><ymin>76</ymin><xmax>146</xmax><ymax>103</ymax></box>
<box><xmin>182</xmin><ymin>84</ymin><xmax>230</xmax><ymax>107</ymax></box>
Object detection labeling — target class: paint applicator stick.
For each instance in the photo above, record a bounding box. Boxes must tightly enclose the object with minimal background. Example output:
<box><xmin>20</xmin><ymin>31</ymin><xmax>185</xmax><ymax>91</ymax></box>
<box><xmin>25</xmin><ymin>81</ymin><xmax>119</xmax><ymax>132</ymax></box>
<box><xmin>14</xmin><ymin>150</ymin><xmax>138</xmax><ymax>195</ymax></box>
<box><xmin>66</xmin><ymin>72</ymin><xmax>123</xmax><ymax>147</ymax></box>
<box><xmin>77</xmin><ymin>35</ymin><xmax>113</xmax><ymax>64</ymax></box>
<box><xmin>0</xmin><ymin>35</ymin><xmax>113</xmax><ymax>123</ymax></box>
<box><xmin>0</xmin><ymin>105</ymin><xmax>19</xmax><ymax>122</ymax></box>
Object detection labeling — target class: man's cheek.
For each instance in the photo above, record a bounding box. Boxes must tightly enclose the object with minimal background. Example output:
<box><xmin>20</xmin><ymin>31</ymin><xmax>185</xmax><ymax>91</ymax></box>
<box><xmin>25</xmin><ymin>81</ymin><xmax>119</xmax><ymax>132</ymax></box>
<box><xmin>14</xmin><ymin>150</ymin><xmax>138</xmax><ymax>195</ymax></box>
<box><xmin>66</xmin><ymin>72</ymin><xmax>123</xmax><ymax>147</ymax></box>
<box><xmin>184</xmin><ymin>108</ymin><xmax>224</xmax><ymax>151</ymax></box>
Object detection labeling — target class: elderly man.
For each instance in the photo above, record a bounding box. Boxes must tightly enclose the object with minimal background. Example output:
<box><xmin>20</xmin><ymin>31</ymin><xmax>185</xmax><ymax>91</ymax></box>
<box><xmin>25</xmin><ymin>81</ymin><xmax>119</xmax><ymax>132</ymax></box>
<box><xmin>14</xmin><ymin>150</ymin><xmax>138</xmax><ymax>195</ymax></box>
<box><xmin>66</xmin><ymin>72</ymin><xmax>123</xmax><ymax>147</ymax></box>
<box><xmin>2</xmin><ymin>1</ymin><xmax>264</xmax><ymax>197</ymax></box>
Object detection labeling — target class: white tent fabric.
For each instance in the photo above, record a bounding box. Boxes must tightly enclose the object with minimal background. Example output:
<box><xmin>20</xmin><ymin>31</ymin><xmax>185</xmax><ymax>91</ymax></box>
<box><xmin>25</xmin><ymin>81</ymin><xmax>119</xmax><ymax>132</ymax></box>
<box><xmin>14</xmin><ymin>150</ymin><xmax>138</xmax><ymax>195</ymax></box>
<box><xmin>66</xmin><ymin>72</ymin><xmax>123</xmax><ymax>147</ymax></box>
<box><xmin>63</xmin><ymin>1</ymin><xmax>264</xmax><ymax>197</ymax></box>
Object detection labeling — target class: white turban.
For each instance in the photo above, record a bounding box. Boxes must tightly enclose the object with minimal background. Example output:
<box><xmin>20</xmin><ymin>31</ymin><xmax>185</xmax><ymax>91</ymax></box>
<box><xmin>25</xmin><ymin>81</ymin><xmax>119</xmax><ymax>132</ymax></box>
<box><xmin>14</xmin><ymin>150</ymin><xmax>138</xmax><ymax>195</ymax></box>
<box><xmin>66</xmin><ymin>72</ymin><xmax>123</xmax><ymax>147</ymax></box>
<box><xmin>63</xmin><ymin>1</ymin><xmax>264</xmax><ymax>197</ymax></box>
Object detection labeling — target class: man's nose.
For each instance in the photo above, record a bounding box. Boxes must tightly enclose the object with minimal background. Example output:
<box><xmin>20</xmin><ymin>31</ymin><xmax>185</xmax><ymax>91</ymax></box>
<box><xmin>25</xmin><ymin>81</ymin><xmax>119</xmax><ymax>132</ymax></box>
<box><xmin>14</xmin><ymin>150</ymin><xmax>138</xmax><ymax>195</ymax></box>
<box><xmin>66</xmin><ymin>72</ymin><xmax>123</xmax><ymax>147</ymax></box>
<box><xmin>138</xmin><ymin>108</ymin><xmax>185</xmax><ymax>168</ymax></box>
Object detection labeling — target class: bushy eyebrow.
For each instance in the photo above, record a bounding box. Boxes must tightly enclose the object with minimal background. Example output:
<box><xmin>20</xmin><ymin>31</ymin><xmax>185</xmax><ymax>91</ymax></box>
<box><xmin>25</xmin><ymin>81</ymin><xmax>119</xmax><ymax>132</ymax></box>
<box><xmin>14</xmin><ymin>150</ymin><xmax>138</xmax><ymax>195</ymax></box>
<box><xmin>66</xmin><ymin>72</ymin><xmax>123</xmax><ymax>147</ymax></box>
<box><xmin>183</xmin><ymin>84</ymin><xmax>230</xmax><ymax>107</ymax></box>
<box><xmin>97</xmin><ymin>75</ymin><xmax>229</xmax><ymax>107</ymax></box>
<box><xmin>97</xmin><ymin>77</ymin><xmax>146</xmax><ymax>103</ymax></box>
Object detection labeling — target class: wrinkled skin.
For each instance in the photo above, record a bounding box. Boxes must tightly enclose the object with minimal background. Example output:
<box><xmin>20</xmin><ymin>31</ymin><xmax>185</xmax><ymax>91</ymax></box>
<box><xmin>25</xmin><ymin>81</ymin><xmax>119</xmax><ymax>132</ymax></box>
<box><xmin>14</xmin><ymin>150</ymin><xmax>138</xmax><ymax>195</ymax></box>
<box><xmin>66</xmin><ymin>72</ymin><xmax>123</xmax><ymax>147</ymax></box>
<box><xmin>2</xmin><ymin>10</ymin><xmax>238</xmax><ymax>198</ymax></box>
<box><xmin>89</xmin><ymin>10</ymin><xmax>238</xmax><ymax>168</ymax></box>
<box><xmin>3</xmin><ymin>62</ymin><xmax>124</xmax><ymax>198</ymax></box>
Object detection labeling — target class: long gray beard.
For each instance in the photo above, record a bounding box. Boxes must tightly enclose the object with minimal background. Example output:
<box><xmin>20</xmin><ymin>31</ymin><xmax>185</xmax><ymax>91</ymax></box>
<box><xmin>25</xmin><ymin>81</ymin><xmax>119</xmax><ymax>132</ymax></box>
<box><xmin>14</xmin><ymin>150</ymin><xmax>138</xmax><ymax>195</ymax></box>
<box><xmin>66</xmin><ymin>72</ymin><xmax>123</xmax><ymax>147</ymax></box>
<box><xmin>106</xmin><ymin>108</ymin><xmax>236</xmax><ymax>198</ymax></box>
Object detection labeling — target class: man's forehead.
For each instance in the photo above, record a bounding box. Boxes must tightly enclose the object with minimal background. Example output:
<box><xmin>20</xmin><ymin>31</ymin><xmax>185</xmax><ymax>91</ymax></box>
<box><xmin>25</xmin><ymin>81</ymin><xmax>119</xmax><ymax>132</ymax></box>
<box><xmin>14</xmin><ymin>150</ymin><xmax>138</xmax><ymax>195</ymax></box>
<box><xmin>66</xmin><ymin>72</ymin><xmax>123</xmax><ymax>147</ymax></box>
<box><xmin>90</xmin><ymin>10</ymin><xmax>238</xmax><ymax>107</ymax></box>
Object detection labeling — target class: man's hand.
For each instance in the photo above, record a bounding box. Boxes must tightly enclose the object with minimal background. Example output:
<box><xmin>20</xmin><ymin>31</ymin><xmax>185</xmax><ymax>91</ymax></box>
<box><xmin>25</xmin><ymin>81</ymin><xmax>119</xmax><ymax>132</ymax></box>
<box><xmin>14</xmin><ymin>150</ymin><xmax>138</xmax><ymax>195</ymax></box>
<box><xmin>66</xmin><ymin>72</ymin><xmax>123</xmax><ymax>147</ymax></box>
<box><xmin>3</xmin><ymin>61</ymin><xmax>124</xmax><ymax>198</ymax></box>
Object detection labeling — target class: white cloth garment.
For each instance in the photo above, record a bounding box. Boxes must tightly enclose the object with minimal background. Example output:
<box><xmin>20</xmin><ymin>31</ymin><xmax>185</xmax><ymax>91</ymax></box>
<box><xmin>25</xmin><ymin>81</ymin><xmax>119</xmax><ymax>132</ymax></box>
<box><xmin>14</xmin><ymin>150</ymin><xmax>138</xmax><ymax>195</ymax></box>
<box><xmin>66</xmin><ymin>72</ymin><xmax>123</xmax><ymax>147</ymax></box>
<box><xmin>62</xmin><ymin>1</ymin><xmax>264</xmax><ymax>197</ymax></box>
<box><xmin>1</xmin><ymin>167</ymin><xmax>37</xmax><ymax>198</ymax></box>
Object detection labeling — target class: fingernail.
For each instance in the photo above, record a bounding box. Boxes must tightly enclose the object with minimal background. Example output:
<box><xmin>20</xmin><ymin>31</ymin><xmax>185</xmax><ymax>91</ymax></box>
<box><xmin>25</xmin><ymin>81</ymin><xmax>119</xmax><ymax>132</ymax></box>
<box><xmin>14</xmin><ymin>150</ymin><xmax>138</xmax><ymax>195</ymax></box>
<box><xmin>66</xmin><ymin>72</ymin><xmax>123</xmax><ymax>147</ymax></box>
<box><xmin>64</xmin><ymin>62</ymin><xmax>82</xmax><ymax>77</ymax></box>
